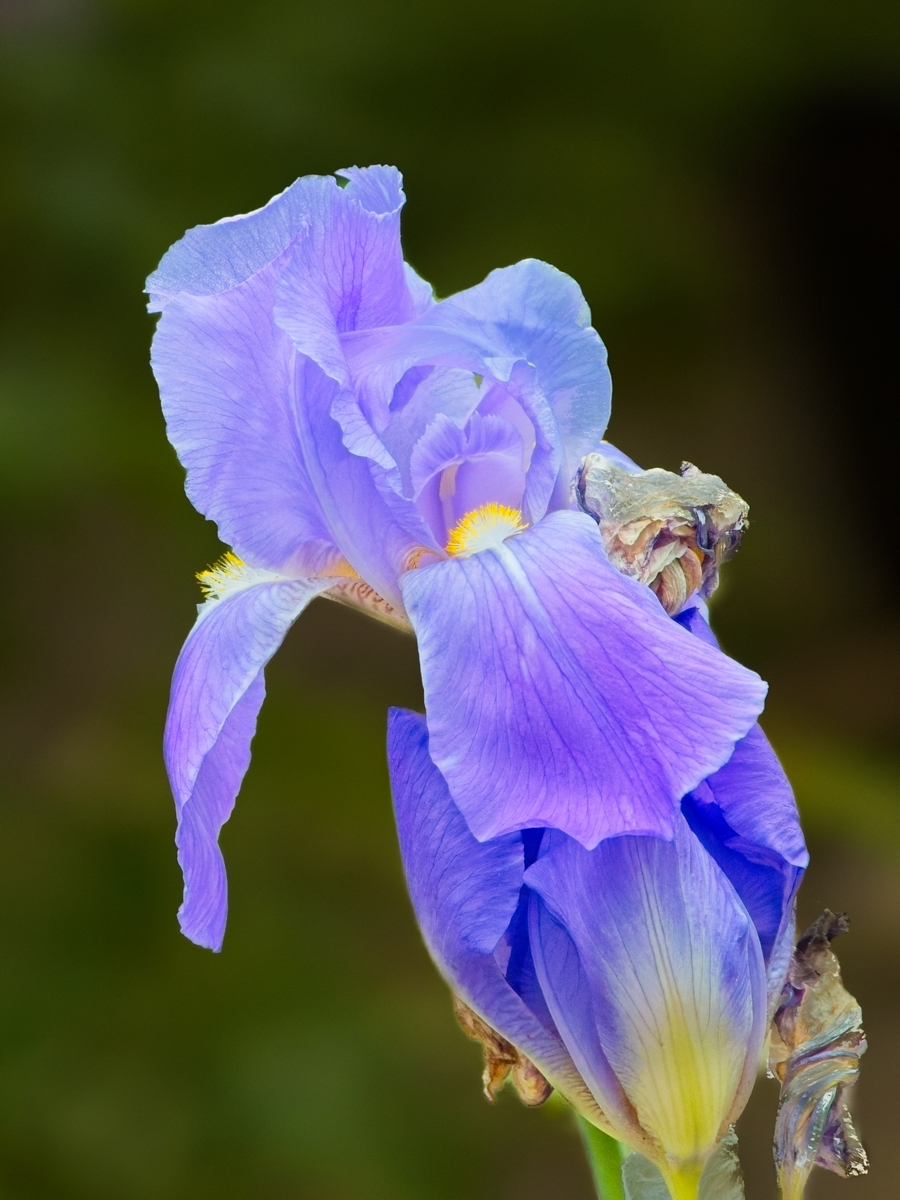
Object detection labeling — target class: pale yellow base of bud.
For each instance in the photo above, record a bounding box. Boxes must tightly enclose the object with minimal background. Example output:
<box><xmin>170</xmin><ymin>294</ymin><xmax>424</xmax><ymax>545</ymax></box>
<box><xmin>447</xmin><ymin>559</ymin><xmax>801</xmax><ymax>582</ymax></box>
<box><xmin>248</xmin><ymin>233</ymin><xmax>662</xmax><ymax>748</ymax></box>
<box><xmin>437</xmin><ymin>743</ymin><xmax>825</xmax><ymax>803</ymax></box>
<box><xmin>661</xmin><ymin>1163</ymin><xmax>704</xmax><ymax>1200</ymax></box>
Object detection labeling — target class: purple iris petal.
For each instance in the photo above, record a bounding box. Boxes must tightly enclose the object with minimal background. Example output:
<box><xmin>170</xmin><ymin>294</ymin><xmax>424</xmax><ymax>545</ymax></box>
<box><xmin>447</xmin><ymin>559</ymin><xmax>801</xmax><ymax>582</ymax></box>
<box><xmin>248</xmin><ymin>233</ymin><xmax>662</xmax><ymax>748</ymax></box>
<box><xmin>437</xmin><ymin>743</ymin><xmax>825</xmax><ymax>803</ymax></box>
<box><xmin>342</xmin><ymin>258</ymin><xmax>608</xmax><ymax>494</ymax></box>
<box><xmin>401</xmin><ymin>509</ymin><xmax>767</xmax><ymax>847</ymax></box>
<box><xmin>387</xmin><ymin>707</ymin><xmax>609</xmax><ymax>1122</ymax></box>
<box><xmin>151</xmin><ymin>268</ymin><xmax>335</xmax><ymax>572</ymax></box>
<box><xmin>286</xmin><ymin>358</ymin><xmax>437</xmax><ymax>605</ymax></box>
<box><xmin>682</xmin><ymin>726</ymin><xmax>806</xmax><ymax>1014</ymax></box>
<box><xmin>166</xmin><ymin>576</ymin><xmax>334</xmax><ymax>950</ymax></box>
<box><xmin>526</xmin><ymin>820</ymin><xmax>768</xmax><ymax>1163</ymax></box>
<box><xmin>676</xmin><ymin>603</ymin><xmax>807</xmax><ymax>990</ymax></box>
<box><xmin>410</xmin><ymin>413</ymin><xmax>527</xmax><ymax>544</ymax></box>
<box><xmin>273</xmin><ymin>170</ymin><xmax>428</xmax><ymax>397</ymax></box>
<box><xmin>420</xmin><ymin>259</ymin><xmax>610</xmax><ymax>483</ymax></box>
<box><xmin>380</xmin><ymin>367</ymin><xmax>484</xmax><ymax>495</ymax></box>
<box><xmin>147</xmin><ymin>165</ymin><xmax>418</xmax><ymax>312</ymax></box>
<box><xmin>589</xmin><ymin>439</ymin><xmax>643</xmax><ymax>474</ymax></box>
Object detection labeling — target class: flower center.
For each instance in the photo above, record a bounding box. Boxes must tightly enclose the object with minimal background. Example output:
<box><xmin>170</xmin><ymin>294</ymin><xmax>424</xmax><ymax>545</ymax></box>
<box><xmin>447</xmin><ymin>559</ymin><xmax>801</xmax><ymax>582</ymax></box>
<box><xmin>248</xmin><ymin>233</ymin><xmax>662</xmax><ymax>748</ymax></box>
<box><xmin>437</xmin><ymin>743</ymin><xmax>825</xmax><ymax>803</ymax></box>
<box><xmin>445</xmin><ymin>503</ymin><xmax>528</xmax><ymax>557</ymax></box>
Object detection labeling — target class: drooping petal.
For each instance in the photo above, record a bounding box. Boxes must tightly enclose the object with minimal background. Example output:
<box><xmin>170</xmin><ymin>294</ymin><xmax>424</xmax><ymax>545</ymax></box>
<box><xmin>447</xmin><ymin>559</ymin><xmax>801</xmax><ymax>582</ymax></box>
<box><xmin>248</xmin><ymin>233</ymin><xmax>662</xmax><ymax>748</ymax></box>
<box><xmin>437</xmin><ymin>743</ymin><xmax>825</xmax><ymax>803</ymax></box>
<box><xmin>401</xmin><ymin>509</ymin><xmax>767</xmax><ymax>847</ymax></box>
<box><xmin>526</xmin><ymin>819</ymin><xmax>768</xmax><ymax>1180</ymax></box>
<box><xmin>166</xmin><ymin>575</ymin><xmax>335</xmax><ymax>950</ymax></box>
<box><xmin>387</xmin><ymin>707</ymin><xmax>608</xmax><ymax>1123</ymax></box>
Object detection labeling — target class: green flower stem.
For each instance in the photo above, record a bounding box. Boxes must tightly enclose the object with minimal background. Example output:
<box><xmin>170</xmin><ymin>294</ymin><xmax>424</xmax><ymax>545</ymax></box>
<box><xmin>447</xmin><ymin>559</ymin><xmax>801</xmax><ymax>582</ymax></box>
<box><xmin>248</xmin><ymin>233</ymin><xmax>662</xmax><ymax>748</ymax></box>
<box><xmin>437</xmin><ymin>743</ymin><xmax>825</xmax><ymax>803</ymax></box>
<box><xmin>577</xmin><ymin>1115</ymin><xmax>626</xmax><ymax>1200</ymax></box>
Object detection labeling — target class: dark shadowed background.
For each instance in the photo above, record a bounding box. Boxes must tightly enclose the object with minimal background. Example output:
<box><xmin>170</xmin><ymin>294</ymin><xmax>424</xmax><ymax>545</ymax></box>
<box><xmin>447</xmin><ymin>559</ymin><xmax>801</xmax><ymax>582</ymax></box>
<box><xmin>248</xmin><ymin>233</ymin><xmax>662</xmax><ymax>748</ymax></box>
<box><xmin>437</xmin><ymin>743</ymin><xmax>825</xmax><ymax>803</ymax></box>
<box><xmin>0</xmin><ymin>1</ymin><xmax>898</xmax><ymax>1197</ymax></box>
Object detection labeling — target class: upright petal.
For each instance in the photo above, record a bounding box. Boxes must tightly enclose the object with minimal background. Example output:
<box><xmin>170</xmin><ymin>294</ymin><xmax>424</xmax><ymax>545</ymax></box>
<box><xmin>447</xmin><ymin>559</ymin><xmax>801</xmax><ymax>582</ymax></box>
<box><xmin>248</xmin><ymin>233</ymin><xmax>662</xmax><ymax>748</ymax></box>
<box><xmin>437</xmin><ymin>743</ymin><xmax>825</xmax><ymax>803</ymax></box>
<box><xmin>342</xmin><ymin>258</ymin><xmax>610</xmax><ymax>487</ymax></box>
<box><xmin>287</xmin><ymin>358</ymin><xmax>438</xmax><ymax>606</ymax></box>
<box><xmin>401</xmin><ymin>509</ymin><xmax>767</xmax><ymax>847</ymax></box>
<box><xmin>425</xmin><ymin>259</ymin><xmax>610</xmax><ymax>481</ymax></box>
<box><xmin>387</xmin><ymin>708</ymin><xmax>607</xmax><ymax>1124</ymax></box>
<box><xmin>166</xmin><ymin>574</ymin><xmax>334</xmax><ymax>950</ymax></box>
<box><xmin>147</xmin><ymin>177</ymin><xmax>316</xmax><ymax>309</ymax></box>
<box><xmin>146</xmin><ymin>165</ymin><xmax>414</xmax><ymax>312</ymax></box>
<box><xmin>526</xmin><ymin>820</ymin><xmax>768</xmax><ymax>1189</ymax></box>
<box><xmin>274</xmin><ymin>169</ymin><xmax>425</xmax><ymax>398</ymax></box>
<box><xmin>151</xmin><ymin>268</ymin><xmax>334</xmax><ymax>571</ymax></box>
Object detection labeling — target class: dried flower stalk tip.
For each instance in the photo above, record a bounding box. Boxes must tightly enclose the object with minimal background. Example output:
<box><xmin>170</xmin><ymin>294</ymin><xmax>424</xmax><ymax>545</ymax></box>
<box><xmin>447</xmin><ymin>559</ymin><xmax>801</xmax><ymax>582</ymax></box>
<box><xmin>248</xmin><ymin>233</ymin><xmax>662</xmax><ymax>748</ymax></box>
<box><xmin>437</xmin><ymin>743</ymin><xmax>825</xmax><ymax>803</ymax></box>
<box><xmin>578</xmin><ymin>454</ymin><xmax>749</xmax><ymax>615</ymax></box>
<box><xmin>452</xmin><ymin>995</ymin><xmax>553</xmax><ymax>1107</ymax></box>
<box><xmin>769</xmin><ymin>911</ymin><xmax>868</xmax><ymax>1200</ymax></box>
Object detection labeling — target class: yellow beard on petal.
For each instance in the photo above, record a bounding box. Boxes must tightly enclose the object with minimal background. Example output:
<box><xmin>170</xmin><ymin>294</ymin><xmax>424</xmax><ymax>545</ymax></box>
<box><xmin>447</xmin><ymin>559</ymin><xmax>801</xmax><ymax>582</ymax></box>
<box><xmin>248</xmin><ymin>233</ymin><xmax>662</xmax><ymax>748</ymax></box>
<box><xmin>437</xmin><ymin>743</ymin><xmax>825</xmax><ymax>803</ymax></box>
<box><xmin>445</xmin><ymin>503</ymin><xmax>528</xmax><ymax>557</ymax></box>
<box><xmin>196</xmin><ymin>551</ymin><xmax>250</xmax><ymax>599</ymax></box>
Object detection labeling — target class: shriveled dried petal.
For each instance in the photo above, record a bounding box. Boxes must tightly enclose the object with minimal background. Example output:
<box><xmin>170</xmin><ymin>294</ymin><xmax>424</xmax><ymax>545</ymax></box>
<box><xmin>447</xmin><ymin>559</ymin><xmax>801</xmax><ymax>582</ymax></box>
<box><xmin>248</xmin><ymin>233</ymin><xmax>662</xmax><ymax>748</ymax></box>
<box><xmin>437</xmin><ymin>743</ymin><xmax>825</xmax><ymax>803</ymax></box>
<box><xmin>768</xmin><ymin>911</ymin><xmax>868</xmax><ymax>1200</ymax></box>
<box><xmin>578</xmin><ymin>455</ymin><xmax>748</xmax><ymax>615</ymax></box>
<box><xmin>453</xmin><ymin>995</ymin><xmax>553</xmax><ymax>1107</ymax></box>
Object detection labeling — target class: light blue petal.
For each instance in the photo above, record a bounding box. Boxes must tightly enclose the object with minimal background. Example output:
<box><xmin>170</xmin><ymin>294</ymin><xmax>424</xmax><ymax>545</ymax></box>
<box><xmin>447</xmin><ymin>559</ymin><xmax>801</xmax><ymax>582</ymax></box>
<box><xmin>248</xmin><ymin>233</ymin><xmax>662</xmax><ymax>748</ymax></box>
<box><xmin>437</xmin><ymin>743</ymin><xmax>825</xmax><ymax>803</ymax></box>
<box><xmin>677</xmin><ymin>604</ymin><xmax>807</xmax><ymax>999</ymax></box>
<box><xmin>165</xmin><ymin>576</ymin><xmax>334</xmax><ymax>949</ymax></box>
<box><xmin>400</xmin><ymin>509</ymin><xmax>767</xmax><ymax>847</ymax></box>
<box><xmin>380</xmin><ymin>367</ymin><xmax>483</xmax><ymax>495</ymax></box>
<box><xmin>287</xmin><ymin>358</ymin><xmax>438</xmax><ymax>605</ymax></box>
<box><xmin>591</xmin><ymin>439</ymin><xmax>643</xmax><ymax>473</ymax></box>
<box><xmin>684</xmin><ymin>729</ymin><xmax>806</xmax><ymax>975</ymax></box>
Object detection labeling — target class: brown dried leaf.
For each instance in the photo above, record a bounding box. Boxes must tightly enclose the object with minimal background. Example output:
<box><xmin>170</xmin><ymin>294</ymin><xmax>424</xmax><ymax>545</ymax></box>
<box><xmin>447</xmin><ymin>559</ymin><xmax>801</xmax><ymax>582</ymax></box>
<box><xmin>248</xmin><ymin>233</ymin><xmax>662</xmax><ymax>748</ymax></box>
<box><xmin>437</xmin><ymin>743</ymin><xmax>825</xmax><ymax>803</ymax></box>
<box><xmin>452</xmin><ymin>995</ymin><xmax>553</xmax><ymax>1107</ymax></box>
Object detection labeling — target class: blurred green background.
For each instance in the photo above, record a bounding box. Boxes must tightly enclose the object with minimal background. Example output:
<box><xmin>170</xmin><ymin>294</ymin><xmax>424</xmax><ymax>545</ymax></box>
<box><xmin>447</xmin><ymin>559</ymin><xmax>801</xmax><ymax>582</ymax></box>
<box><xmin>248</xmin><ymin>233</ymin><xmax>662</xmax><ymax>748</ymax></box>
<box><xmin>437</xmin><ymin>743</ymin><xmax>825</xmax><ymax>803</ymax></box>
<box><xmin>1</xmin><ymin>0</ymin><xmax>899</xmax><ymax>1196</ymax></box>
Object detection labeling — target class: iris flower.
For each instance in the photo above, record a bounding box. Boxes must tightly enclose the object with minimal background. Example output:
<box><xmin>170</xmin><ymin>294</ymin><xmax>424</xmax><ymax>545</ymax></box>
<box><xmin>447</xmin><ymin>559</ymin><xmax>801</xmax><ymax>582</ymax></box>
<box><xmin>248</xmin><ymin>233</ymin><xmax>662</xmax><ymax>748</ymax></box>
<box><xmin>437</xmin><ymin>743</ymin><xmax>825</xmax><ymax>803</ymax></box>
<box><xmin>148</xmin><ymin>165</ymin><xmax>814</xmax><ymax>1197</ymax></box>
<box><xmin>148</xmin><ymin>165</ymin><xmax>766</xmax><ymax>948</ymax></box>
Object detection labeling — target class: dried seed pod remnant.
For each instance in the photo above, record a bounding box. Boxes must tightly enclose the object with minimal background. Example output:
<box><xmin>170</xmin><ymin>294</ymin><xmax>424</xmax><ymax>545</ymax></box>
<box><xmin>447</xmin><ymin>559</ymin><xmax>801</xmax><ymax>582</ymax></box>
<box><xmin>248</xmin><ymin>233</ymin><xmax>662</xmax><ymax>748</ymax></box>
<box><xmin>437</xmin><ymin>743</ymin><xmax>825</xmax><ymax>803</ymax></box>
<box><xmin>578</xmin><ymin>454</ymin><xmax>749</xmax><ymax>615</ymax></box>
<box><xmin>769</xmin><ymin>911</ymin><xmax>868</xmax><ymax>1200</ymax></box>
<box><xmin>452</xmin><ymin>995</ymin><xmax>553</xmax><ymax>1107</ymax></box>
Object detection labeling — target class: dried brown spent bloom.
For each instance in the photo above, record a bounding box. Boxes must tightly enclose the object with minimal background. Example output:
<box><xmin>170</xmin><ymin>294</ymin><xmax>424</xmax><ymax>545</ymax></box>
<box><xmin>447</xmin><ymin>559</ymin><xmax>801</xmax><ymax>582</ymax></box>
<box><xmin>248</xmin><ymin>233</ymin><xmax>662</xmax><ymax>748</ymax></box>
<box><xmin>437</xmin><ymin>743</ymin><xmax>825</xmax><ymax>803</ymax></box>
<box><xmin>768</xmin><ymin>911</ymin><xmax>868</xmax><ymax>1200</ymax></box>
<box><xmin>452</xmin><ymin>995</ymin><xmax>553</xmax><ymax>1107</ymax></box>
<box><xmin>577</xmin><ymin>454</ymin><xmax>749</xmax><ymax>615</ymax></box>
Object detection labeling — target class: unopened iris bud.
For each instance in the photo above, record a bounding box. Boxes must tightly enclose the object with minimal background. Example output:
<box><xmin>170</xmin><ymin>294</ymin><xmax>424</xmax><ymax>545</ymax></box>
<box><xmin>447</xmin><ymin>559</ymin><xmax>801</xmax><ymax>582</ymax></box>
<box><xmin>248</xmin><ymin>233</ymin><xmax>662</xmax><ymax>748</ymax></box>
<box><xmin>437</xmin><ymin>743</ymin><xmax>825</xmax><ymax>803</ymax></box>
<box><xmin>578</xmin><ymin>453</ymin><xmax>748</xmax><ymax>615</ymax></box>
<box><xmin>769</xmin><ymin>911</ymin><xmax>868</xmax><ymax>1200</ymax></box>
